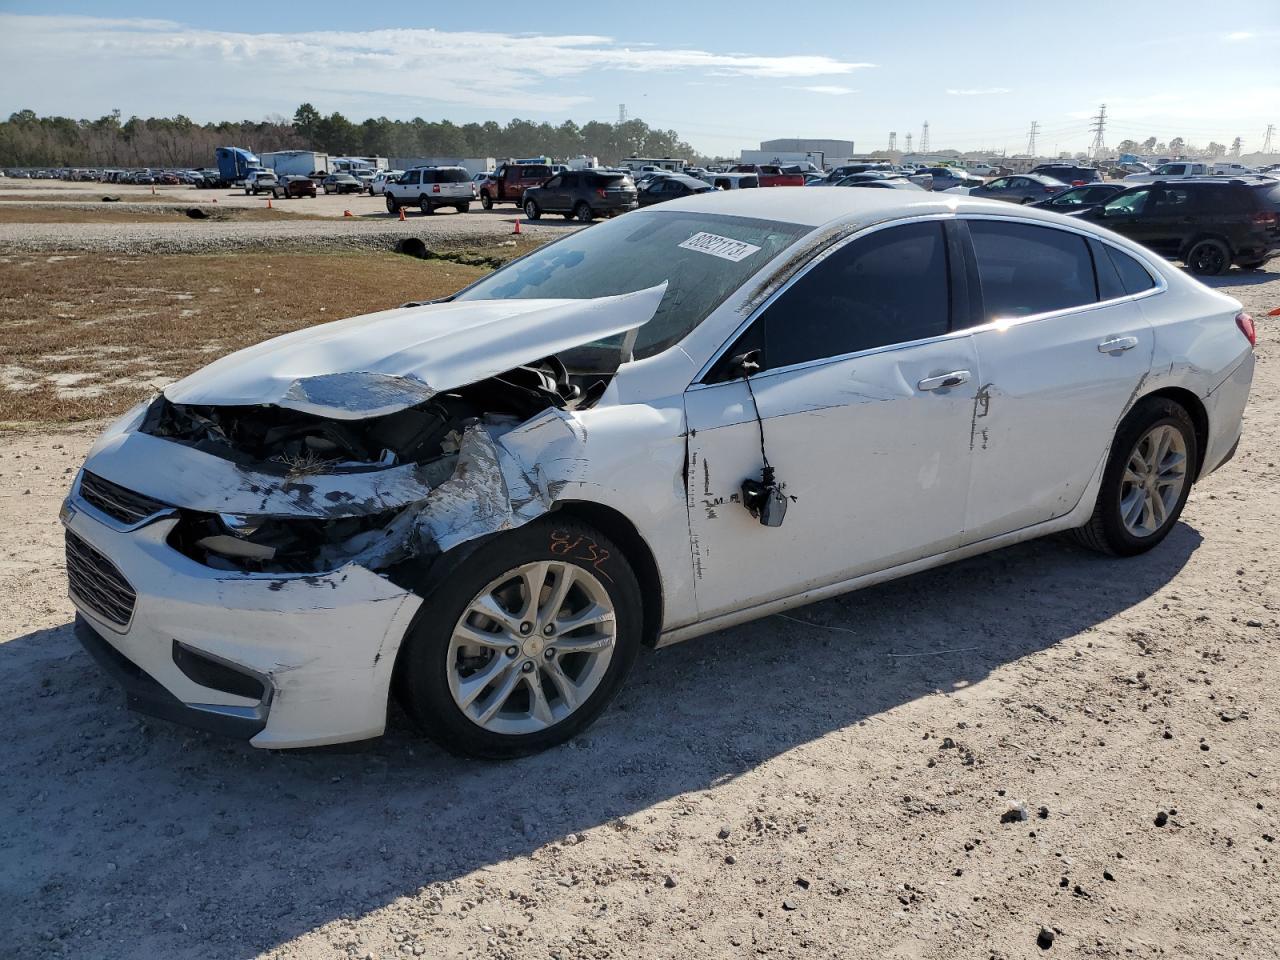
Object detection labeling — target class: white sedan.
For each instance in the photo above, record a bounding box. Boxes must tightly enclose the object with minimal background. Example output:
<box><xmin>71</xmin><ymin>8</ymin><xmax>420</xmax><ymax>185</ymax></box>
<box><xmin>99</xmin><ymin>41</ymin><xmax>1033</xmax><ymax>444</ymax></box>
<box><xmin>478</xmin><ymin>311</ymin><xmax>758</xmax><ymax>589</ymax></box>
<box><xmin>63</xmin><ymin>190</ymin><xmax>1256</xmax><ymax>757</ymax></box>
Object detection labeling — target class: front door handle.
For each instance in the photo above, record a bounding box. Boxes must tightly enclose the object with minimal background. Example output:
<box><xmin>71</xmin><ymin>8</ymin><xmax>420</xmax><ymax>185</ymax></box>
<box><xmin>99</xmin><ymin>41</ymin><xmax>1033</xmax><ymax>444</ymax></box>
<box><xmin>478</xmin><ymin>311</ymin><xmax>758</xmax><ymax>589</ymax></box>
<box><xmin>1098</xmin><ymin>336</ymin><xmax>1139</xmax><ymax>353</ymax></box>
<box><xmin>918</xmin><ymin>370</ymin><xmax>971</xmax><ymax>391</ymax></box>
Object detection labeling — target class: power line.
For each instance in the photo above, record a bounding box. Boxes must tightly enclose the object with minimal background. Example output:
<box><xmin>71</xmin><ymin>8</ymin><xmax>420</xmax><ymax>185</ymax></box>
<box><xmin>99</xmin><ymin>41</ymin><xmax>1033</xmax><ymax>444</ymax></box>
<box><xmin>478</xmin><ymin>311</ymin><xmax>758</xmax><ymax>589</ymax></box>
<box><xmin>1026</xmin><ymin>121</ymin><xmax>1040</xmax><ymax>156</ymax></box>
<box><xmin>888</xmin><ymin>131</ymin><xmax>897</xmax><ymax>151</ymax></box>
<box><xmin>920</xmin><ymin>121</ymin><xmax>930</xmax><ymax>153</ymax></box>
<box><xmin>1088</xmin><ymin>103</ymin><xmax>1107</xmax><ymax>158</ymax></box>
<box><xmin>905</xmin><ymin>132</ymin><xmax>913</xmax><ymax>153</ymax></box>
<box><xmin>618</xmin><ymin>104</ymin><xmax>627</xmax><ymax>124</ymax></box>
<box><xmin>1263</xmin><ymin>124</ymin><xmax>1275</xmax><ymax>154</ymax></box>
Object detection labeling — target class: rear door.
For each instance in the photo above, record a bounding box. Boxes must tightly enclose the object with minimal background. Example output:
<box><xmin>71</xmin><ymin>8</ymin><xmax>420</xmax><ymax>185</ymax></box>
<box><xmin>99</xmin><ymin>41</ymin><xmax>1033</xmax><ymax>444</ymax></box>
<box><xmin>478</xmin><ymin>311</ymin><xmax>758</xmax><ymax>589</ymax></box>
<box><xmin>957</xmin><ymin>218</ymin><xmax>1154</xmax><ymax>543</ymax></box>
<box><xmin>684</xmin><ymin>220</ymin><xmax>979</xmax><ymax>617</ymax></box>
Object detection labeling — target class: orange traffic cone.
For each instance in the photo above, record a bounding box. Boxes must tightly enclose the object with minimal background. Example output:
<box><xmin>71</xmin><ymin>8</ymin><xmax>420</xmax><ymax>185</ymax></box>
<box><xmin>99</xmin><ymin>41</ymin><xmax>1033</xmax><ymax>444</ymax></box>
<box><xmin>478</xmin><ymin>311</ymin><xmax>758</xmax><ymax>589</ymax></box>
<box><xmin>344</xmin><ymin>209</ymin><xmax>353</xmax><ymax>218</ymax></box>
<box><xmin>267</xmin><ymin>196</ymin><xmax>273</xmax><ymax>209</ymax></box>
<box><xmin>512</xmin><ymin>216</ymin><xmax>522</xmax><ymax>235</ymax></box>
<box><xmin>398</xmin><ymin>206</ymin><xmax>406</xmax><ymax>222</ymax></box>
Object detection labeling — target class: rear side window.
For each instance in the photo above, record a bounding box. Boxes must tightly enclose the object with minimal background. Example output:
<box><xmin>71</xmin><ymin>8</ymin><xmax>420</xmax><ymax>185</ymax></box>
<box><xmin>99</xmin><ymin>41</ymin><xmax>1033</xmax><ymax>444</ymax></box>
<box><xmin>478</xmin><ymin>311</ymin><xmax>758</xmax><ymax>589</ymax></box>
<box><xmin>430</xmin><ymin>168</ymin><xmax>469</xmax><ymax>184</ymax></box>
<box><xmin>968</xmin><ymin>220</ymin><xmax>1097</xmax><ymax>321</ymax></box>
<box><xmin>520</xmin><ymin>166</ymin><xmax>551</xmax><ymax>179</ymax></box>
<box><xmin>1104</xmin><ymin>245</ymin><xmax>1156</xmax><ymax>295</ymax></box>
<box><xmin>760</xmin><ymin>221</ymin><xmax>950</xmax><ymax>370</ymax></box>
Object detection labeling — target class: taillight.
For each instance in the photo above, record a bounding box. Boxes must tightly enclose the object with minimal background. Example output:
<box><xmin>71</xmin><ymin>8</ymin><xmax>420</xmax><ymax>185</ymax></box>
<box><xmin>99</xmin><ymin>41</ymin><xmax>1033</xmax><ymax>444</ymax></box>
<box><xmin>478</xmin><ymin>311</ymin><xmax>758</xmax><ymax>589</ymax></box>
<box><xmin>1236</xmin><ymin>311</ymin><xmax>1256</xmax><ymax>348</ymax></box>
<box><xmin>1072</xmin><ymin>179</ymin><xmax>1085</xmax><ymax>186</ymax></box>
<box><xmin>1252</xmin><ymin>210</ymin><xmax>1276</xmax><ymax>226</ymax></box>
<box><xmin>1045</xmin><ymin>185</ymin><xmax>1058</xmax><ymax>193</ymax></box>
<box><xmin>432</xmin><ymin>184</ymin><xmax>440</xmax><ymax>193</ymax></box>
<box><xmin>597</xmin><ymin>188</ymin><xmax>607</xmax><ymax>199</ymax></box>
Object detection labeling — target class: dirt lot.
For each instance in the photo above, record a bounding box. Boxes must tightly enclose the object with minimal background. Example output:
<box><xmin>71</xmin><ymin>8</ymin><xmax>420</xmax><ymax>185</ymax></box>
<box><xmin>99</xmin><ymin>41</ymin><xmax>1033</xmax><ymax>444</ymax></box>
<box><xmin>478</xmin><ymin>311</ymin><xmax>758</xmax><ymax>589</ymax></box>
<box><xmin>0</xmin><ymin>259</ymin><xmax>1278</xmax><ymax>960</ymax></box>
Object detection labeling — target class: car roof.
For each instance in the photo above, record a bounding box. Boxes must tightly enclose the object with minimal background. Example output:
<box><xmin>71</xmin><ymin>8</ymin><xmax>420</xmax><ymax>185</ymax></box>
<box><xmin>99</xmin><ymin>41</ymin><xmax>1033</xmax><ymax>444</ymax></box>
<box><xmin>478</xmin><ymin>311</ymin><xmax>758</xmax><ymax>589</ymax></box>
<box><xmin>657</xmin><ymin>184</ymin><xmax>1141</xmax><ymax>230</ymax></box>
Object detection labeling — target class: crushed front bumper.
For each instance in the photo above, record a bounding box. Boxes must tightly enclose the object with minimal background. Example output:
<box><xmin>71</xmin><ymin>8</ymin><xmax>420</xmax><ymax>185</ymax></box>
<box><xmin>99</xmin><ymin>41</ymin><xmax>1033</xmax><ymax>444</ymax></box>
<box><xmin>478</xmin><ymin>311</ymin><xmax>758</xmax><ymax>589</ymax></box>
<box><xmin>61</xmin><ymin>483</ymin><xmax>423</xmax><ymax>749</ymax></box>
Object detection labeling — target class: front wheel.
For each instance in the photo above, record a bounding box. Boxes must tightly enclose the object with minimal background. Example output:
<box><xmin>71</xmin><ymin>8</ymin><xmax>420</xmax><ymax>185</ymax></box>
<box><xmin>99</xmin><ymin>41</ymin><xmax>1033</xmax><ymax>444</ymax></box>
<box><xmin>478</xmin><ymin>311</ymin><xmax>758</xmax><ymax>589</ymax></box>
<box><xmin>386</xmin><ymin>194</ymin><xmax>399</xmax><ymax>213</ymax></box>
<box><xmin>481</xmin><ymin>193</ymin><xmax>493</xmax><ymax>210</ymax></box>
<box><xmin>1187</xmin><ymin>238</ymin><xmax>1231</xmax><ymax>276</ymax></box>
<box><xmin>1072</xmin><ymin>396</ymin><xmax>1197</xmax><ymax>556</ymax></box>
<box><xmin>396</xmin><ymin>519</ymin><xmax>642</xmax><ymax>758</ymax></box>
<box><xmin>523</xmin><ymin>199</ymin><xmax>541</xmax><ymax>220</ymax></box>
<box><xmin>455</xmin><ymin>203</ymin><xmax>470</xmax><ymax>213</ymax></box>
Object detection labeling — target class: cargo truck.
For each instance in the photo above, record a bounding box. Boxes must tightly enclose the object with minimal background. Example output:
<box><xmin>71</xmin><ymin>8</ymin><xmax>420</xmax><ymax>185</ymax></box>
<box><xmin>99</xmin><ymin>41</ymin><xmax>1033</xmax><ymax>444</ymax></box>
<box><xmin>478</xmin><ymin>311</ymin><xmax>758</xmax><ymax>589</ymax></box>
<box><xmin>259</xmin><ymin>150</ymin><xmax>331</xmax><ymax>178</ymax></box>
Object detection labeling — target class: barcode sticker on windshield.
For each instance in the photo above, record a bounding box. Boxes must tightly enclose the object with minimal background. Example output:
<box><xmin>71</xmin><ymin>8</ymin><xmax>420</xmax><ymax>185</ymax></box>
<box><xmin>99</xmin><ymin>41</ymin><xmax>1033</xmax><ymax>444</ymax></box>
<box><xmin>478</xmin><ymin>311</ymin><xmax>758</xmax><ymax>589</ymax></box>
<box><xmin>678</xmin><ymin>232</ymin><xmax>762</xmax><ymax>262</ymax></box>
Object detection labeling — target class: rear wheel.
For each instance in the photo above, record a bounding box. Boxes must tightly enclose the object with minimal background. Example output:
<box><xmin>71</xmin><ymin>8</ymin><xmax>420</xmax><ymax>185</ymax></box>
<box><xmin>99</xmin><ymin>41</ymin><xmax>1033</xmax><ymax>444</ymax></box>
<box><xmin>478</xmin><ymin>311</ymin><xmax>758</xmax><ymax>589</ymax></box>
<box><xmin>385</xmin><ymin>194</ymin><xmax>399</xmax><ymax>213</ymax></box>
<box><xmin>419</xmin><ymin>195</ymin><xmax>434</xmax><ymax>215</ymax></box>
<box><xmin>574</xmin><ymin>202</ymin><xmax>594</xmax><ymax>222</ymax></box>
<box><xmin>396</xmin><ymin>519</ymin><xmax>642</xmax><ymax>758</ymax></box>
<box><xmin>1187</xmin><ymin>238</ymin><xmax>1231</xmax><ymax>276</ymax></box>
<box><xmin>523</xmin><ymin>199</ymin><xmax>541</xmax><ymax>220</ymax></box>
<box><xmin>1073</xmin><ymin>396</ymin><xmax>1197</xmax><ymax>556</ymax></box>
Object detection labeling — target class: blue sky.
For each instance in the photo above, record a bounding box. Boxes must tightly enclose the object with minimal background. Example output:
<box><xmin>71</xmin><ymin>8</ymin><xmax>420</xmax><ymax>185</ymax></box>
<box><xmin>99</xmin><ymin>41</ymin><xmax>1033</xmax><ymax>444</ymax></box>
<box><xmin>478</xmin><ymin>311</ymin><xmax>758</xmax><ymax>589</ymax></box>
<box><xmin>2</xmin><ymin>2</ymin><xmax>1277</xmax><ymax>157</ymax></box>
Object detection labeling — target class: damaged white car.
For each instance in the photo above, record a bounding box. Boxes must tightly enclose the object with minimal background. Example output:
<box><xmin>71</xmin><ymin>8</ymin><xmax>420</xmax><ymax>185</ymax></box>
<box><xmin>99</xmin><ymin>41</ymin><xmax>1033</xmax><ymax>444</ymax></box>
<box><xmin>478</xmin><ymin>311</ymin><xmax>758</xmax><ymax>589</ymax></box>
<box><xmin>63</xmin><ymin>190</ymin><xmax>1255</xmax><ymax>757</ymax></box>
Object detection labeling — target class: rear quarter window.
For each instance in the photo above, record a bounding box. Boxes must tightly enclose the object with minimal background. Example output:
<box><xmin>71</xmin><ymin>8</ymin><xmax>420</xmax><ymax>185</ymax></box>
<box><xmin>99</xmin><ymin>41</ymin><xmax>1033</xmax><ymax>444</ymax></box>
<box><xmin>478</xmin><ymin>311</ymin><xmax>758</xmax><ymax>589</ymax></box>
<box><xmin>967</xmin><ymin>220</ymin><xmax>1098</xmax><ymax>320</ymax></box>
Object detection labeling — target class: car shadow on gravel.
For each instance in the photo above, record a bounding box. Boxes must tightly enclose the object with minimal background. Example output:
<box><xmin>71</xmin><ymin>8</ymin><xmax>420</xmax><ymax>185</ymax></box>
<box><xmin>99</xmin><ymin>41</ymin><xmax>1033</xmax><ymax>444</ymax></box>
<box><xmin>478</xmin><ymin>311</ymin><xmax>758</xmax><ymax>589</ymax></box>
<box><xmin>0</xmin><ymin>523</ymin><xmax>1201</xmax><ymax>958</ymax></box>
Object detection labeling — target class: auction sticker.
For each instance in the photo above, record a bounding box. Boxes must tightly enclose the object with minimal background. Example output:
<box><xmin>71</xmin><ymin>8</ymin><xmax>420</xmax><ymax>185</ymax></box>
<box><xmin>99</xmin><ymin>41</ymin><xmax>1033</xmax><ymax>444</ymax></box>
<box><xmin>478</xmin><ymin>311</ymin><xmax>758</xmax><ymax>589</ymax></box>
<box><xmin>678</xmin><ymin>232</ymin><xmax>762</xmax><ymax>262</ymax></box>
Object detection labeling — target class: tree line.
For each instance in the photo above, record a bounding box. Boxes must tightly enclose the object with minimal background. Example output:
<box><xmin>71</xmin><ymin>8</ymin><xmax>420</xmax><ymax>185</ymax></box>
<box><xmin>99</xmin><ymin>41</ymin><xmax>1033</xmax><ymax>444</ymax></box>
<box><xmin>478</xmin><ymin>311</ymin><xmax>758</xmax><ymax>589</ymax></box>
<box><xmin>0</xmin><ymin>105</ymin><xmax>704</xmax><ymax>168</ymax></box>
<box><xmin>1113</xmin><ymin>136</ymin><xmax>1235</xmax><ymax>158</ymax></box>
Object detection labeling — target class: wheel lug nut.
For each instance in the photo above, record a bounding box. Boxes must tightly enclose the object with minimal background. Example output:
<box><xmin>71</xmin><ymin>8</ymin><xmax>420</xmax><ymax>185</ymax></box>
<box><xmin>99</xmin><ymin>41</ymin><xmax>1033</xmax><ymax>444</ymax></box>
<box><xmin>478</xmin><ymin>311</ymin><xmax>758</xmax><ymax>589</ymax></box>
<box><xmin>519</xmin><ymin>621</ymin><xmax>532</xmax><ymax>635</ymax></box>
<box><xmin>521</xmin><ymin>661</ymin><xmax>534</xmax><ymax>673</ymax></box>
<box><xmin>505</xmin><ymin>645</ymin><xmax>518</xmax><ymax>658</ymax></box>
<box><xmin>543</xmin><ymin>623</ymin><xmax>555</xmax><ymax>636</ymax></box>
<box><xmin>544</xmin><ymin>648</ymin><xmax>555</xmax><ymax>659</ymax></box>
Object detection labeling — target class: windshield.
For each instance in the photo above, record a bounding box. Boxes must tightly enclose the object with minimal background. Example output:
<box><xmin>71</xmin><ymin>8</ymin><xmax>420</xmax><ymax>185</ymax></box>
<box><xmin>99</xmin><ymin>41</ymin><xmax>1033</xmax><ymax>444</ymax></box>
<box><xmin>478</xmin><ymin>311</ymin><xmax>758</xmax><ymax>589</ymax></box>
<box><xmin>454</xmin><ymin>210</ymin><xmax>809</xmax><ymax>361</ymax></box>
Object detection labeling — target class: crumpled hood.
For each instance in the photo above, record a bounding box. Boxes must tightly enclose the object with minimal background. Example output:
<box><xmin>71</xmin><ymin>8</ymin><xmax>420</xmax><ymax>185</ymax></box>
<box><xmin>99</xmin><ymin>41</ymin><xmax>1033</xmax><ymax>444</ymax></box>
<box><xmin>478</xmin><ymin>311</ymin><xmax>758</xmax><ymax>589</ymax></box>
<box><xmin>163</xmin><ymin>283</ymin><xmax>666</xmax><ymax>419</ymax></box>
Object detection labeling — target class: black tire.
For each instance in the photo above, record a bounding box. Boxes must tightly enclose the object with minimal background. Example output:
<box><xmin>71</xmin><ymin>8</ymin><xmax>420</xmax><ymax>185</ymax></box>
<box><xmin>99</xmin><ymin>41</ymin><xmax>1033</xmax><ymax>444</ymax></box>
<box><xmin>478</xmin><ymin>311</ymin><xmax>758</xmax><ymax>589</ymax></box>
<box><xmin>573</xmin><ymin>202</ymin><xmax>594</xmax><ymax>222</ymax></box>
<box><xmin>455</xmin><ymin>203</ymin><xmax>470</xmax><ymax>213</ymax></box>
<box><xmin>1072</xmin><ymin>396</ymin><xmax>1198</xmax><ymax>556</ymax></box>
<box><xmin>419</xmin><ymin>195</ymin><xmax>434</xmax><ymax>215</ymax></box>
<box><xmin>481</xmin><ymin>192</ymin><xmax>493</xmax><ymax>210</ymax></box>
<box><xmin>396</xmin><ymin>518</ymin><xmax>643</xmax><ymax>759</ymax></box>
<box><xmin>243</xmin><ymin>188</ymin><xmax>251</xmax><ymax>195</ymax></box>
<box><xmin>385</xmin><ymin>194</ymin><xmax>399</xmax><ymax>213</ymax></box>
<box><xmin>1186</xmin><ymin>238</ymin><xmax>1231</xmax><ymax>276</ymax></box>
<box><xmin>524</xmin><ymin>198</ymin><xmax>541</xmax><ymax>220</ymax></box>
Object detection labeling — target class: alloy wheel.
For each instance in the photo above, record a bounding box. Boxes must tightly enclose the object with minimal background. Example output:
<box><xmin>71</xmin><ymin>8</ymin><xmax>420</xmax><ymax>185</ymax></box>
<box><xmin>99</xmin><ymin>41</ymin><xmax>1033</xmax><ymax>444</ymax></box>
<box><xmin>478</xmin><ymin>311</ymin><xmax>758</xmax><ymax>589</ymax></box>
<box><xmin>446</xmin><ymin>561</ymin><xmax>617</xmax><ymax>735</ymax></box>
<box><xmin>1119</xmin><ymin>424</ymin><xmax>1188</xmax><ymax>538</ymax></box>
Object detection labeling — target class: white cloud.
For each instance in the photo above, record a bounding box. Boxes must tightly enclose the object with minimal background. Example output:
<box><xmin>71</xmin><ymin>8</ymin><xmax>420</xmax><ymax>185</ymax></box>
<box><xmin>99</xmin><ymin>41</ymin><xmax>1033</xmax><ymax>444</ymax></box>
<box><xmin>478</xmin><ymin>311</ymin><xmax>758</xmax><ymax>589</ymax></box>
<box><xmin>794</xmin><ymin>85</ymin><xmax>858</xmax><ymax>96</ymax></box>
<box><xmin>945</xmin><ymin>87</ymin><xmax>1011</xmax><ymax>96</ymax></box>
<box><xmin>1224</xmin><ymin>31</ymin><xmax>1254</xmax><ymax>41</ymax></box>
<box><xmin>0</xmin><ymin>14</ymin><xmax>875</xmax><ymax>115</ymax></box>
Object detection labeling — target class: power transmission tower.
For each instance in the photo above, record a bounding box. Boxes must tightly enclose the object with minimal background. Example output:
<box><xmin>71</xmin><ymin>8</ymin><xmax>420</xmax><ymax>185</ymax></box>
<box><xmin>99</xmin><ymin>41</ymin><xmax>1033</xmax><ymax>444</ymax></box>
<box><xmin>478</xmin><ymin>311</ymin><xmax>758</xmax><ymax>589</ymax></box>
<box><xmin>1261</xmin><ymin>124</ymin><xmax>1274</xmax><ymax>153</ymax></box>
<box><xmin>888</xmin><ymin>131</ymin><xmax>897</xmax><ymax>151</ymax></box>
<box><xmin>618</xmin><ymin>104</ymin><xmax>627</xmax><ymax>124</ymax></box>
<box><xmin>920</xmin><ymin>122</ymin><xmax>930</xmax><ymax>154</ymax></box>
<box><xmin>1026</xmin><ymin>121</ymin><xmax>1040</xmax><ymax>156</ymax></box>
<box><xmin>1230</xmin><ymin>136</ymin><xmax>1242</xmax><ymax>157</ymax></box>
<box><xmin>1088</xmin><ymin>103</ymin><xmax>1108</xmax><ymax>158</ymax></box>
<box><xmin>905</xmin><ymin>132</ymin><xmax>913</xmax><ymax>153</ymax></box>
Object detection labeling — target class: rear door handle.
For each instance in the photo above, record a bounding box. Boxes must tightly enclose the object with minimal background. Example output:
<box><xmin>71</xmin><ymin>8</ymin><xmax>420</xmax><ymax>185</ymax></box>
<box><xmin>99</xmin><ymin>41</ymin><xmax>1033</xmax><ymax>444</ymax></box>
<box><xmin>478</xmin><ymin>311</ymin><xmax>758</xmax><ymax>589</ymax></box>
<box><xmin>917</xmin><ymin>370</ymin><xmax>971</xmax><ymax>391</ymax></box>
<box><xmin>1098</xmin><ymin>336</ymin><xmax>1139</xmax><ymax>353</ymax></box>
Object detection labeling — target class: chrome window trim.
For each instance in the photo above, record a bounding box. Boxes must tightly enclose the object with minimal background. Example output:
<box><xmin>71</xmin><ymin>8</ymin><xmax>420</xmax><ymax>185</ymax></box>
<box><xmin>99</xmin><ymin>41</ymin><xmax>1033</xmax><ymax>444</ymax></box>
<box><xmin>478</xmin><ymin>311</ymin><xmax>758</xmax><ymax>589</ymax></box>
<box><xmin>689</xmin><ymin>210</ymin><xmax>1167</xmax><ymax>389</ymax></box>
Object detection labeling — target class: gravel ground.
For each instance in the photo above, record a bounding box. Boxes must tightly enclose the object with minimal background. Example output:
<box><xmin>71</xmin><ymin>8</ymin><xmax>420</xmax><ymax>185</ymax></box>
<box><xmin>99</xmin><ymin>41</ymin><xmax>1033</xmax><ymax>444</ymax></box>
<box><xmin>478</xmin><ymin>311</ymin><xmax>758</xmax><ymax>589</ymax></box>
<box><xmin>0</xmin><ymin>265</ymin><xmax>1278</xmax><ymax>960</ymax></box>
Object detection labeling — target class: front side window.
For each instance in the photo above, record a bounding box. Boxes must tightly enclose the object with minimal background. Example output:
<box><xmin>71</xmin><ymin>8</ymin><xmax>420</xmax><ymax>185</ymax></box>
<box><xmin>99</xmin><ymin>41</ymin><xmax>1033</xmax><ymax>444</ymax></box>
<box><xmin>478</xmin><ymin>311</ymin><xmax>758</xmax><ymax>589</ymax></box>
<box><xmin>756</xmin><ymin>221</ymin><xmax>951</xmax><ymax>370</ymax></box>
<box><xmin>404</xmin><ymin>170</ymin><xmax>421</xmax><ymax>185</ymax></box>
<box><xmin>543</xmin><ymin>175</ymin><xmax>562</xmax><ymax>189</ymax></box>
<box><xmin>1102</xmin><ymin>189</ymin><xmax>1149</xmax><ymax>216</ymax></box>
<box><xmin>968</xmin><ymin>220</ymin><xmax>1097</xmax><ymax>321</ymax></box>
<box><xmin>454</xmin><ymin>211</ymin><xmax>809</xmax><ymax>362</ymax></box>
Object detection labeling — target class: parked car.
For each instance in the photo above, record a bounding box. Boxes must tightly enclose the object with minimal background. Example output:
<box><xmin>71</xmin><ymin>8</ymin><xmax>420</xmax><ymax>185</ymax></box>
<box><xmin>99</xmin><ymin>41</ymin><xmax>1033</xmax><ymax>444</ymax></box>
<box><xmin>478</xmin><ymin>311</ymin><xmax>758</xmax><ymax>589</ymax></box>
<box><xmin>966</xmin><ymin>163</ymin><xmax>999</xmax><ymax>176</ymax></box>
<box><xmin>707</xmin><ymin>172</ymin><xmax>759</xmax><ymax>190</ymax></box>
<box><xmin>384</xmin><ymin>166</ymin><xmax>473</xmax><ymax>215</ymax></box>
<box><xmin>636</xmin><ymin>173</ymin><xmax>712</xmax><ymax>206</ymax></box>
<box><xmin>827</xmin><ymin>163</ymin><xmax>893</xmax><ymax>180</ymax></box>
<box><xmin>1076</xmin><ymin>177</ymin><xmax>1280</xmax><ymax>274</ymax></box>
<box><xmin>63</xmin><ymin>190</ymin><xmax>1254</xmax><ymax>758</ymax></box>
<box><xmin>1123</xmin><ymin>161</ymin><xmax>1210</xmax><ymax>184</ymax></box>
<box><xmin>920</xmin><ymin>167</ymin><xmax>984</xmax><ymax>191</ymax></box>
<box><xmin>242</xmin><ymin>170</ymin><xmax>278</xmax><ymax>196</ymax></box>
<box><xmin>1030</xmin><ymin>164</ymin><xmax>1102</xmax><ymax>185</ymax></box>
<box><xmin>729</xmin><ymin>164</ymin><xmax>805</xmax><ymax>187</ymax></box>
<box><xmin>272</xmin><ymin>176</ymin><xmax>317</xmax><ymax>199</ymax></box>
<box><xmin>479</xmin><ymin>163</ymin><xmax>553</xmax><ymax>209</ymax></box>
<box><xmin>1031</xmin><ymin>182</ymin><xmax>1126</xmax><ymax>212</ymax></box>
<box><xmin>522</xmin><ymin>169</ymin><xmax>639</xmax><ymax>221</ymax></box>
<box><xmin>966</xmin><ymin>173</ymin><xmax>1069</xmax><ymax>204</ymax></box>
<box><xmin>367</xmin><ymin>170</ymin><xmax>405</xmax><ymax>196</ymax></box>
<box><xmin>321</xmin><ymin>173</ymin><xmax>363</xmax><ymax>195</ymax></box>
<box><xmin>834</xmin><ymin>175</ymin><xmax>925</xmax><ymax>191</ymax></box>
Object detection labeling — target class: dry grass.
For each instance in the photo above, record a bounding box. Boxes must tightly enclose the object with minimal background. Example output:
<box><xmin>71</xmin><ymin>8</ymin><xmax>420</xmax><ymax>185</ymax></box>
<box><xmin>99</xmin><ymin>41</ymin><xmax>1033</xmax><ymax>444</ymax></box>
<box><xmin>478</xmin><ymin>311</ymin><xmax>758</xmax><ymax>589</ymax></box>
<box><xmin>0</xmin><ymin>250</ymin><xmax>489</xmax><ymax>425</ymax></box>
<box><xmin>0</xmin><ymin>205</ymin><xmax>329</xmax><ymax>224</ymax></box>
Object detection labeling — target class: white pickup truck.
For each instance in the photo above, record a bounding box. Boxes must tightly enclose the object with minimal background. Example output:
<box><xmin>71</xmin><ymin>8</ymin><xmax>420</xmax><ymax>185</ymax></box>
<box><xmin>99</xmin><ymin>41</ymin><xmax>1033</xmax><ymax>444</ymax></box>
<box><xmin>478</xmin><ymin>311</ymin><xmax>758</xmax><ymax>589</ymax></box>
<box><xmin>383</xmin><ymin>166</ymin><xmax>473</xmax><ymax>215</ymax></box>
<box><xmin>1123</xmin><ymin>161</ymin><xmax>1209</xmax><ymax>184</ymax></box>
<box><xmin>242</xmin><ymin>169</ymin><xmax>279</xmax><ymax>195</ymax></box>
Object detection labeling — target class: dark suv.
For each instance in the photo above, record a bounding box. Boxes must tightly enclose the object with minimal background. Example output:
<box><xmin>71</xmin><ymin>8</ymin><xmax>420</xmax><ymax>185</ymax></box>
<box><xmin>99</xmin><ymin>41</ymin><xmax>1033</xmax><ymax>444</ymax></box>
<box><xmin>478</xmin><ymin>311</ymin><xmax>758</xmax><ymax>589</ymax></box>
<box><xmin>1077</xmin><ymin>177</ymin><xmax>1280</xmax><ymax>275</ymax></box>
<box><xmin>1030</xmin><ymin>163</ymin><xmax>1102</xmax><ymax>184</ymax></box>
<box><xmin>521</xmin><ymin>170</ymin><xmax>638</xmax><ymax>221</ymax></box>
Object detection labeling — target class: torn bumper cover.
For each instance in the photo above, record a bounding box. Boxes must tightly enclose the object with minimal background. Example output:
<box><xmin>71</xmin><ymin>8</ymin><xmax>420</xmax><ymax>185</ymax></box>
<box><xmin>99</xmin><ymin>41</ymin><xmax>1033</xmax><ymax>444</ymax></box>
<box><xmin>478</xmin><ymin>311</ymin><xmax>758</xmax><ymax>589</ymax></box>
<box><xmin>61</xmin><ymin>288</ymin><xmax>661</xmax><ymax>747</ymax></box>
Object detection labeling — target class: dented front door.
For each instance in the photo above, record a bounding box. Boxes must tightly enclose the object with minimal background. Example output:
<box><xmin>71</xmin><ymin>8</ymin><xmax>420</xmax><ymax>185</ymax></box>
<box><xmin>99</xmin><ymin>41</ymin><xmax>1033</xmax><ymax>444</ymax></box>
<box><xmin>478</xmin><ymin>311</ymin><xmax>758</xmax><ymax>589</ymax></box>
<box><xmin>683</xmin><ymin>338</ymin><xmax>980</xmax><ymax>620</ymax></box>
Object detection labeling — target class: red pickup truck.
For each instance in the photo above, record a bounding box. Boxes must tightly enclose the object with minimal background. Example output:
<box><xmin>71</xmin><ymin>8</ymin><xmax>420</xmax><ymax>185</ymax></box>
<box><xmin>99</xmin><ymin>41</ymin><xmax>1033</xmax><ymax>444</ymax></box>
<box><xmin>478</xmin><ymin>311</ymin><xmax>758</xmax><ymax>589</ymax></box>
<box><xmin>479</xmin><ymin>163</ymin><xmax>553</xmax><ymax>209</ymax></box>
<box><xmin>729</xmin><ymin>164</ymin><xmax>805</xmax><ymax>187</ymax></box>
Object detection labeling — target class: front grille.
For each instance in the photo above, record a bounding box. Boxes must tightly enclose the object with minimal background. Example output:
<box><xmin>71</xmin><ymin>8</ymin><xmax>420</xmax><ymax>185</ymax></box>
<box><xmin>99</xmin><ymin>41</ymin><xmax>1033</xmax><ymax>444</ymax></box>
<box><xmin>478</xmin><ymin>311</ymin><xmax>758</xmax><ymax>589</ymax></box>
<box><xmin>65</xmin><ymin>531</ymin><xmax>137</xmax><ymax>628</ymax></box>
<box><xmin>80</xmin><ymin>471</ymin><xmax>169</xmax><ymax>525</ymax></box>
